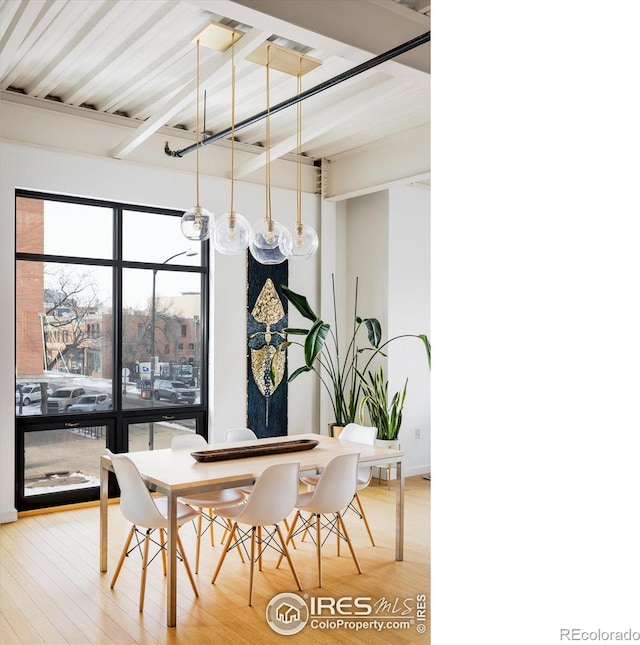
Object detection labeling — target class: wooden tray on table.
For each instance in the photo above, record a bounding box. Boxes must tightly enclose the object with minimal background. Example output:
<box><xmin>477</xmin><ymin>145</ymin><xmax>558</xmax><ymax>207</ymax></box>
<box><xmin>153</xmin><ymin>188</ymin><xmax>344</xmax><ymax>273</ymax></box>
<box><xmin>191</xmin><ymin>438</ymin><xmax>319</xmax><ymax>462</ymax></box>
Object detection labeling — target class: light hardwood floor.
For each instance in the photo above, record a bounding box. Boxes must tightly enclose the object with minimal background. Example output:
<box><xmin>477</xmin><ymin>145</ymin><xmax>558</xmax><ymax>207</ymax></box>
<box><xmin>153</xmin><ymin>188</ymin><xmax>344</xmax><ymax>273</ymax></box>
<box><xmin>1</xmin><ymin>476</ymin><xmax>430</xmax><ymax>645</ymax></box>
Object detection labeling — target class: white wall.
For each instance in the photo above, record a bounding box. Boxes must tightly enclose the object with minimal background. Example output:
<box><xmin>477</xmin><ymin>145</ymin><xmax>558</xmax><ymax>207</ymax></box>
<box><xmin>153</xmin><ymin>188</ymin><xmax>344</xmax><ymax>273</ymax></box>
<box><xmin>0</xmin><ymin>140</ymin><xmax>319</xmax><ymax>521</ymax></box>
<box><xmin>388</xmin><ymin>186</ymin><xmax>431</xmax><ymax>474</ymax></box>
<box><xmin>345</xmin><ymin>190</ymin><xmax>390</xmax><ymax>399</ymax></box>
<box><xmin>345</xmin><ymin>187</ymin><xmax>430</xmax><ymax>477</ymax></box>
<box><xmin>347</xmin><ymin>191</ymin><xmax>389</xmax><ymax>327</ymax></box>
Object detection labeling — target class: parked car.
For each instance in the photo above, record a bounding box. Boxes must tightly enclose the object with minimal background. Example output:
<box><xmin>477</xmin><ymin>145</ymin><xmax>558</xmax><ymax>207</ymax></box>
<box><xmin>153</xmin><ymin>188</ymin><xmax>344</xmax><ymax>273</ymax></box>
<box><xmin>151</xmin><ymin>380</ymin><xmax>197</xmax><ymax>404</ymax></box>
<box><xmin>46</xmin><ymin>387</ymin><xmax>86</xmax><ymax>413</ymax></box>
<box><xmin>15</xmin><ymin>383</ymin><xmax>51</xmax><ymax>406</ymax></box>
<box><xmin>67</xmin><ymin>393</ymin><xmax>113</xmax><ymax>412</ymax></box>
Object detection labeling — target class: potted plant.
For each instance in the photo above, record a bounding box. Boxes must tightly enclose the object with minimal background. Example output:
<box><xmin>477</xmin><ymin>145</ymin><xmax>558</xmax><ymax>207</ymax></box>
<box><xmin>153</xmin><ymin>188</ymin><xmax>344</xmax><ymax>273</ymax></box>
<box><xmin>358</xmin><ymin>366</ymin><xmax>407</xmax><ymax>442</ymax></box>
<box><xmin>275</xmin><ymin>276</ymin><xmax>430</xmax><ymax>436</ymax></box>
<box><xmin>358</xmin><ymin>365</ymin><xmax>408</xmax><ymax>487</ymax></box>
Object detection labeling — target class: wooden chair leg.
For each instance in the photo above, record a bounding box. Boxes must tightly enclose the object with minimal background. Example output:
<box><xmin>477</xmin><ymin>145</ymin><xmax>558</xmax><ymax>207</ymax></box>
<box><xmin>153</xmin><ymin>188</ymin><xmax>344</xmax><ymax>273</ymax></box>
<box><xmin>275</xmin><ymin>512</ymin><xmax>299</xmax><ymax>569</ymax></box>
<box><xmin>316</xmin><ymin>514</ymin><xmax>323</xmax><ymax>588</ymax></box>
<box><xmin>194</xmin><ymin>509</ymin><xmax>203</xmax><ymax>574</ymax></box>
<box><xmin>176</xmin><ymin>532</ymin><xmax>199</xmax><ymax>598</ymax></box>
<box><xmin>283</xmin><ymin>517</ymin><xmax>296</xmax><ymax>549</ymax></box>
<box><xmin>257</xmin><ymin>526</ymin><xmax>263</xmax><ymax>572</ymax></box>
<box><xmin>220</xmin><ymin>513</ymin><xmax>232</xmax><ymax>545</ymax></box>
<box><xmin>207</xmin><ymin>509</ymin><xmax>215</xmax><ymax>546</ymax></box>
<box><xmin>354</xmin><ymin>493</ymin><xmax>376</xmax><ymax>546</ymax></box>
<box><xmin>110</xmin><ymin>525</ymin><xmax>135</xmax><ymax>589</ymax></box>
<box><xmin>139</xmin><ymin>532</ymin><xmax>151</xmax><ymax>612</ymax></box>
<box><xmin>248</xmin><ymin>527</ymin><xmax>256</xmax><ymax>606</ymax></box>
<box><xmin>276</xmin><ymin>524</ymin><xmax>302</xmax><ymax>591</ymax></box>
<box><xmin>211</xmin><ymin>522</ymin><xmax>237</xmax><ymax>584</ymax></box>
<box><xmin>228</xmin><ymin>519</ymin><xmax>245</xmax><ymax>563</ymax></box>
<box><xmin>338</xmin><ymin>514</ymin><xmax>362</xmax><ymax>574</ymax></box>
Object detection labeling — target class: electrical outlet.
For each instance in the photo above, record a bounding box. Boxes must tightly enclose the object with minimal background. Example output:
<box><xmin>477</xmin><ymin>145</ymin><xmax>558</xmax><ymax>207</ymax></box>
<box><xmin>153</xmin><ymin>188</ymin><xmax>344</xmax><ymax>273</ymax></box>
<box><xmin>414</xmin><ymin>427</ymin><xmax>421</xmax><ymax>439</ymax></box>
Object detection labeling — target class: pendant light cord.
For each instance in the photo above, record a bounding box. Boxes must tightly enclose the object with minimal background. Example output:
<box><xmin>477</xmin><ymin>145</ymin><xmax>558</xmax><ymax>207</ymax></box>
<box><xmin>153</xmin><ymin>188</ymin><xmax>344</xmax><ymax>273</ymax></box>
<box><xmin>265</xmin><ymin>44</ymin><xmax>272</xmax><ymax>230</ymax></box>
<box><xmin>296</xmin><ymin>57</ymin><xmax>302</xmax><ymax>234</ymax></box>
<box><xmin>195</xmin><ymin>39</ymin><xmax>201</xmax><ymax>209</ymax></box>
<box><xmin>229</xmin><ymin>34</ymin><xmax>236</xmax><ymax>221</ymax></box>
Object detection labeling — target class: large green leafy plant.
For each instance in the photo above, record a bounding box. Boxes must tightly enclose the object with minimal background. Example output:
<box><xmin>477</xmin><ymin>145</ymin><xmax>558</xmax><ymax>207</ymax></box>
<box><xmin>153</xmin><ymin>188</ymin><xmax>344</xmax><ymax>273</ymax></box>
<box><xmin>275</xmin><ymin>277</ymin><xmax>430</xmax><ymax>426</ymax></box>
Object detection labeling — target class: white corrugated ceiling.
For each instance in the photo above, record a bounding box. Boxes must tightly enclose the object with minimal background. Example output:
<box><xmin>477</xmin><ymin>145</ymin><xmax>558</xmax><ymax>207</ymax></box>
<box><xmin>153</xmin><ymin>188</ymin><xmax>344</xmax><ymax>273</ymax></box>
<box><xmin>0</xmin><ymin>0</ymin><xmax>429</xmax><ymax>177</ymax></box>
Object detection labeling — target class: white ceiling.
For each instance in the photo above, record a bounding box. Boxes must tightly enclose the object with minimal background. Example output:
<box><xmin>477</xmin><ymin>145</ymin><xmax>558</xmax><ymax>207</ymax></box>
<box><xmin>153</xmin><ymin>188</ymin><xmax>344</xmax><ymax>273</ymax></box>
<box><xmin>0</xmin><ymin>0</ymin><xmax>430</xmax><ymax>190</ymax></box>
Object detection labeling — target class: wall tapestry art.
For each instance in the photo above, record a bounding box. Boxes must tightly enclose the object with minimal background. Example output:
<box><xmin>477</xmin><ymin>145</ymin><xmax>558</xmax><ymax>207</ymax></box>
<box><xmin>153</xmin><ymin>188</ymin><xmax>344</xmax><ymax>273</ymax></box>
<box><xmin>246</xmin><ymin>253</ymin><xmax>288</xmax><ymax>438</ymax></box>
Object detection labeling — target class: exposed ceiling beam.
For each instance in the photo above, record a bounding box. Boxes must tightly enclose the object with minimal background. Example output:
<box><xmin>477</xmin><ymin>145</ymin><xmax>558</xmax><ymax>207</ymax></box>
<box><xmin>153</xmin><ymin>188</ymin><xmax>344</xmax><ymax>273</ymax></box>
<box><xmin>166</xmin><ymin>31</ymin><xmax>428</xmax><ymax>159</ymax></box>
<box><xmin>233</xmin><ymin>77</ymin><xmax>405</xmax><ymax>178</ymax></box>
<box><xmin>191</xmin><ymin>0</ymin><xmax>429</xmax><ymax>78</ymax></box>
<box><xmin>369</xmin><ymin>0</ymin><xmax>430</xmax><ymax>21</ymax></box>
<box><xmin>322</xmin><ymin>123</ymin><xmax>429</xmax><ymax>201</ymax></box>
<box><xmin>110</xmin><ymin>26</ymin><xmax>266</xmax><ymax>160</ymax></box>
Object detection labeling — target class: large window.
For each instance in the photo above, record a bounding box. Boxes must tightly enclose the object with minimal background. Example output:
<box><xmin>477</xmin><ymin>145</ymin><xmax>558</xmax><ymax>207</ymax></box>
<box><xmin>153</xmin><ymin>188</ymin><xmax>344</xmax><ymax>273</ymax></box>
<box><xmin>15</xmin><ymin>192</ymin><xmax>208</xmax><ymax>510</ymax></box>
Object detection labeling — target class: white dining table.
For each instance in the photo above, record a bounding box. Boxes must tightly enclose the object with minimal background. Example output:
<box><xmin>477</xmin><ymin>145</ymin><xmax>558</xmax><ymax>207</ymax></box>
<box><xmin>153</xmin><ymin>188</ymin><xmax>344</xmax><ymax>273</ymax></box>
<box><xmin>99</xmin><ymin>433</ymin><xmax>405</xmax><ymax>627</ymax></box>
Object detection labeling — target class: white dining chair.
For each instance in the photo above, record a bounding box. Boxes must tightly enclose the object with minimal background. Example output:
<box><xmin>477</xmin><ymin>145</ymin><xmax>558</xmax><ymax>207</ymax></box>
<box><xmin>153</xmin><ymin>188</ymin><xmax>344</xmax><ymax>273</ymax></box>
<box><xmin>106</xmin><ymin>449</ymin><xmax>199</xmax><ymax>612</ymax></box>
<box><xmin>222</xmin><ymin>427</ymin><xmax>297</xmax><ymax>545</ymax></box>
<box><xmin>301</xmin><ymin>422</ymin><xmax>377</xmax><ymax>546</ymax></box>
<box><xmin>224</xmin><ymin>427</ymin><xmax>257</xmax><ymax>442</ymax></box>
<box><xmin>224</xmin><ymin>428</ymin><xmax>257</xmax><ymax>496</ymax></box>
<box><xmin>278</xmin><ymin>452</ymin><xmax>361</xmax><ymax>588</ymax></box>
<box><xmin>171</xmin><ymin>434</ymin><xmax>247</xmax><ymax>573</ymax></box>
<box><xmin>211</xmin><ymin>461</ymin><xmax>302</xmax><ymax>606</ymax></box>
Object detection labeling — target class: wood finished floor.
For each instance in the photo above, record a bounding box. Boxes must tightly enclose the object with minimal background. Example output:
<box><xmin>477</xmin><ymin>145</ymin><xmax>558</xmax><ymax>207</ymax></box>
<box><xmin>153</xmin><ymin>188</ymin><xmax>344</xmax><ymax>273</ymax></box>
<box><xmin>0</xmin><ymin>476</ymin><xmax>430</xmax><ymax>645</ymax></box>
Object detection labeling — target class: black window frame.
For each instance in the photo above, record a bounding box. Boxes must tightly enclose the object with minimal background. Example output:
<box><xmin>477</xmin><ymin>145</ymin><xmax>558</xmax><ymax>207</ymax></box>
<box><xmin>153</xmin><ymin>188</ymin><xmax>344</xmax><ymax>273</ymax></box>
<box><xmin>14</xmin><ymin>190</ymin><xmax>210</xmax><ymax>511</ymax></box>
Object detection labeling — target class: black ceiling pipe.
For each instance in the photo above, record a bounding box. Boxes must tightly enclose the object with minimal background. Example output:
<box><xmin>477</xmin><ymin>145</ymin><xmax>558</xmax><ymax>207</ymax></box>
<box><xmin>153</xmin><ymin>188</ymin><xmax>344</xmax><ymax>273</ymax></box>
<box><xmin>164</xmin><ymin>31</ymin><xmax>430</xmax><ymax>158</ymax></box>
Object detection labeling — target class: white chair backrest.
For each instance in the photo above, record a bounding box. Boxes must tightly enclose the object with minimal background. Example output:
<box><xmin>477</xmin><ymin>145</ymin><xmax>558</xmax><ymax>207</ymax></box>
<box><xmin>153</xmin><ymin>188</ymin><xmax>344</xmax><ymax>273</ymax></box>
<box><xmin>225</xmin><ymin>428</ymin><xmax>257</xmax><ymax>442</ymax></box>
<box><xmin>106</xmin><ymin>449</ymin><xmax>166</xmax><ymax>528</ymax></box>
<box><xmin>305</xmin><ymin>453</ymin><xmax>360</xmax><ymax>514</ymax></box>
<box><xmin>171</xmin><ymin>433</ymin><xmax>207</xmax><ymax>450</ymax></box>
<box><xmin>340</xmin><ymin>423</ymin><xmax>376</xmax><ymax>484</ymax></box>
<box><xmin>234</xmin><ymin>462</ymin><xmax>300</xmax><ymax>527</ymax></box>
<box><xmin>340</xmin><ymin>423</ymin><xmax>377</xmax><ymax>445</ymax></box>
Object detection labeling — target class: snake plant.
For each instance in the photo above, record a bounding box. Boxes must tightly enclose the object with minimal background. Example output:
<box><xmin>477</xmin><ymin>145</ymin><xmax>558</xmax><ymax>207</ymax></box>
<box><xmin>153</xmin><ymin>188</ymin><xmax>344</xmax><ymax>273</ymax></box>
<box><xmin>358</xmin><ymin>366</ymin><xmax>408</xmax><ymax>440</ymax></box>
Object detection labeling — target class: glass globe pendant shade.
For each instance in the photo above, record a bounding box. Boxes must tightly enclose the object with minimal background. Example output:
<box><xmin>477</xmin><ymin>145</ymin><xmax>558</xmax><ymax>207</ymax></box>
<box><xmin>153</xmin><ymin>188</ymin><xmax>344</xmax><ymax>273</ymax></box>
<box><xmin>181</xmin><ymin>205</ymin><xmax>212</xmax><ymax>241</ymax></box>
<box><xmin>212</xmin><ymin>211</ymin><xmax>252</xmax><ymax>254</ymax></box>
<box><xmin>249</xmin><ymin>218</ymin><xmax>293</xmax><ymax>265</ymax></box>
<box><xmin>283</xmin><ymin>223</ymin><xmax>319</xmax><ymax>260</ymax></box>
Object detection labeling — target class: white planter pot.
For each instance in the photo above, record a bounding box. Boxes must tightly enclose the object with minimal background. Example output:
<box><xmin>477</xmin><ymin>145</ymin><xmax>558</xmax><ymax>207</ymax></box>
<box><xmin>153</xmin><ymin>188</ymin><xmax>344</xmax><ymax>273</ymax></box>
<box><xmin>374</xmin><ymin>439</ymin><xmax>400</xmax><ymax>487</ymax></box>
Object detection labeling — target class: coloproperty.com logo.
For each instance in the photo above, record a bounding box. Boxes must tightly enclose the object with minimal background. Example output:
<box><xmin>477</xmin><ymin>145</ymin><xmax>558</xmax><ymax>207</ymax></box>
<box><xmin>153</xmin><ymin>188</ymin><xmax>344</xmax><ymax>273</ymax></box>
<box><xmin>265</xmin><ymin>592</ymin><xmax>429</xmax><ymax>636</ymax></box>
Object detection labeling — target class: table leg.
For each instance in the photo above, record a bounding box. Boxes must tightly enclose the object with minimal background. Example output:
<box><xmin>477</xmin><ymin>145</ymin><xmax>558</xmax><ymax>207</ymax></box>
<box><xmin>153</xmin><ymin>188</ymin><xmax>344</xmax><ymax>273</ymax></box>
<box><xmin>167</xmin><ymin>492</ymin><xmax>178</xmax><ymax>627</ymax></box>
<box><xmin>100</xmin><ymin>458</ymin><xmax>109</xmax><ymax>572</ymax></box>
<box><xmin>395</xmin><ymin>460</ymin><xmax>404</xmax><ymax>561</ymax></box>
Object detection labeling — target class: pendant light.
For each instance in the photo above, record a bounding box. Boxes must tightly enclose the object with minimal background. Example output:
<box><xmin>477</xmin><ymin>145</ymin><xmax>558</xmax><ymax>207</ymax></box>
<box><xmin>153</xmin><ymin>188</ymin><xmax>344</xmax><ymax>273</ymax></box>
<box><xmin>280</xmin><ymin>55</ymin><xmax>318</xmax><ymax>260</ymax></box>
<box><xmin>249</xmin><ymin>44</ymin><xmax>293</xmax><ymax>265</ymax></box>
<box><xmin>181</xmin><ymin>38</ymin><xmax>213</xmax><ymax>241</ymax></box>
<box><xmin>212</xmin><ymin>33</ymin><xmax>252</xmax><ymax>254</ymax></box>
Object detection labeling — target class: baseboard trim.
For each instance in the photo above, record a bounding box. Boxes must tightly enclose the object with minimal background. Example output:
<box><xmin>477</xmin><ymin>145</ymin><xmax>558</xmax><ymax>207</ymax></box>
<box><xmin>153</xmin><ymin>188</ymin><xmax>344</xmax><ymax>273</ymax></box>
<box><xmin>405</xmin><ymin>464</ymin><xmax>430</xmax><ymax>478</ymax></box>
<box><xmin>0</xmin><ymin>509</ymin><xmax>18</xmax><ymax>524</ymax></box>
